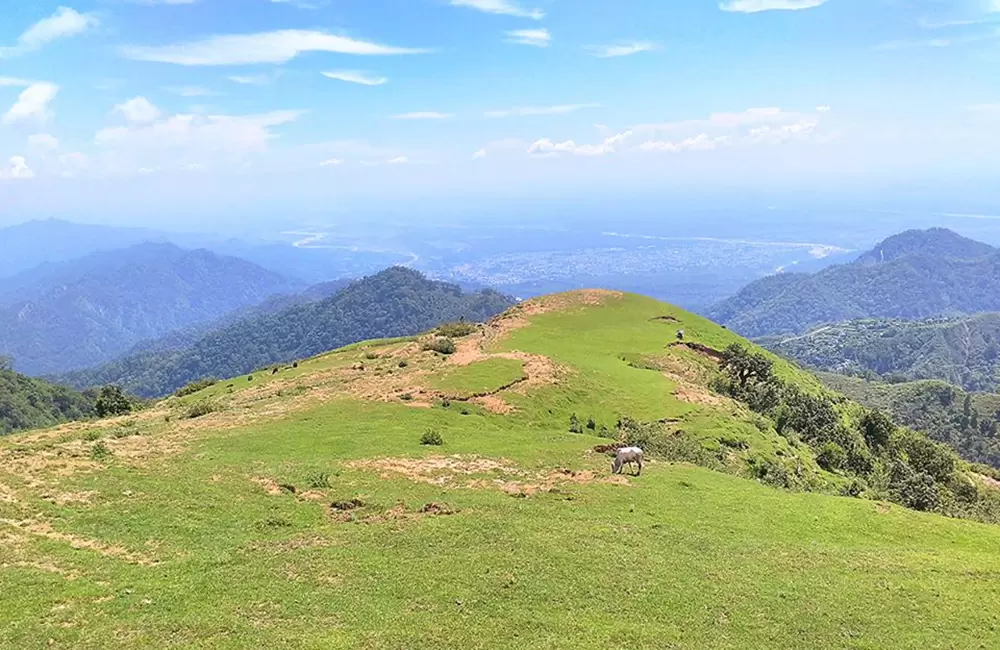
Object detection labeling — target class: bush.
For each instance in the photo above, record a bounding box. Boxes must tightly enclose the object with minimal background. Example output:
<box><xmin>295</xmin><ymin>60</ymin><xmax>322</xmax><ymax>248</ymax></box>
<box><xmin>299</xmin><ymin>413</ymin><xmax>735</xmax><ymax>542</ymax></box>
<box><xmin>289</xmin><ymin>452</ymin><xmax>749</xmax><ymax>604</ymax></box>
<box><xmin>421</xmin><ymin>429</ymin><xmax>444</xmax><ymax>446</ymax></box>
<box><xmin>398</xmin><ymin>360</ymin><xmax>409</xmax><ymax>368</ymax></box>
<box><xmin>90</xmin><ymin>441</ymin><xmax>112</xmax><ymax>461</ymax></box>
<box><xmin>860</xmin><ymin>409</ymin><xmax>895</xmax><ymax>449</ymax></box>
<box><xmin>586</xmin><ymin>417</ymin><xmax>596</xmax><ymax>431</ymax></box>
<box><xmin>95</xmin><ymin>385</ymin><xmax>132</xmax><ymax>418</ymax></box>
<box><xmin>307</xmin><ymin>472</ymin><xmax>332</xmax><ymax>489</ymax></box>
<box><xmin>897</xmin><ymin>472</ymin><xmax>941</xmax><ymax>511</ymax></box>
<box><xmin>437</xmin><ymin>321</ymin><xmax>478</xmax><ymax>338</ymax></box>
<box><xmin>569</xmin><ymin>413</ymin><xmax>584</xmax><ymax>434</ymax></box>
<box><xmin>364</xmin><ymin>351</ymin><xmax>380</xmax><ymax>360</ymax></box>
<box><xmin>423</xmin><ymin>337</ymin><xmax>457</xmax><ymax>355</ymax></box>
<box><xmin>83</xmin><ymin>430</ymin><xmax>102</xmax><ymax>441</ymax></box>
<box><xmin>174</xmin><ymin>377</ymin><xmax>218</xmax><ymax>398</ymax></box>
<box><xmin>816</xmin><ymin>441</ymin><xmax>847</xmax><ymax>471</ymax></box>
<box><xmin>185</xmin><ymin>400</ymin><xmax>218</xmax><ymax>419</ymax></box>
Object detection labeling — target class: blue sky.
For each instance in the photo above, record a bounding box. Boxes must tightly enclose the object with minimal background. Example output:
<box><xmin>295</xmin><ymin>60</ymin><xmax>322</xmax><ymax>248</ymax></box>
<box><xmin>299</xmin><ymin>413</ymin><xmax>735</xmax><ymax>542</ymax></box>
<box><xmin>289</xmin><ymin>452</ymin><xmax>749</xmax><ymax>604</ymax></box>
<box><xmin>1</xmin><ymin>0</ymin><xmax>999</xmax><ymax>227</ymax></box>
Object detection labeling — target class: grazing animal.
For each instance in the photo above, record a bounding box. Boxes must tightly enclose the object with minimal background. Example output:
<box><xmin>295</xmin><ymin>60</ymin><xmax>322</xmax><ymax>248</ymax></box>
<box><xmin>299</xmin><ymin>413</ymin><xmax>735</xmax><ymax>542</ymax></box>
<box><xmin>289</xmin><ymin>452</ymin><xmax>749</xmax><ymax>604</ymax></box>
<box><xmin>612</xmin><ymin>446</ymin><xmax>644</xmax><ymax>476</ymax></box>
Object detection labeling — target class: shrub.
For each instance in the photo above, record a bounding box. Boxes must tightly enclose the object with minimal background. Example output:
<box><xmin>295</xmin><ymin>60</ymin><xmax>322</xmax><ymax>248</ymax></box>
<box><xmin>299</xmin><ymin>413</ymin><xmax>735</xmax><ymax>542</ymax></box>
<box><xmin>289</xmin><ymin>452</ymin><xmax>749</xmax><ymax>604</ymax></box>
<box><xmin>307</xmin><ymin>472</ymin><xmax>332</xmax><ymax>489</ymax></box>
<box><xmin>421</xmin><ymin>429</ymin><xmax>444</xmax><ymax>446</ymax></box>
<box><xmin>423</xmin><ymin>337</ymin><xmax>457</xmax><ymax>355</ymax></box>
<box><xmin>896</xmin><ymin>432</ymin><xmax>956</xmax><ymax>482</ymax></box>
<box><xmin>860</xmin><ymin>409</ymin><xmax>895</xmax><ymax>449</ymax></box>
<box><xmin>83</xmin><ymin>430</ymin><xmax>102</xmax><ymax>442</ymax></box>
<box><xmin>95</xmin><ymin>385</ymin><xmax>132</xmax><ymax>418</ymax></box>
<box><xmin>437</xmin><ymin>321</ymin><xmax>478</xmax><ymax>338</ymax></box>
<box><xmin>441</xmin><ymin>398</ymin><xmax>451</xmax><ymax>408</ymax></box>
<box><xmin>398</xmin><ymin>360</ymin><xmax>409</xmax><ymax>368</ymax></box>
<box><xmin>174</xmin><ymin>377</ymin><xmax>218</xmax><ymax>398</ymax></box>
<box><xmin>839</xmin><ymin>478</ymin><xmax>867</xmax><ymax>498</ymax></box>
<box><xmin>90</xmin><ymin>441</ymin><xmax>112</xmax><ymax>461</ymax></box>
<box><xmin>816</xmin><ymin>441</ymin><xmax>847</xmax><ymax>471</ymax></box>
<box><xmin>364</xmin><ymin>351</ymin><xmax>380</xmax><ymax>360</ymax></box>
<box><xmin>897</xmin><ymin>472</ymin><xmax>941</xmax><ymax>511</ymax></box>
<box><xmin>586</xmin><ymin>417</ymin><xmax>596</xmax><ymax>431</ymax></box>
<box><xmin>185</xmin><ymin>400</ymin><xmax>218</xmax><ymax>419</ymax></box>
<box><xmin>569</xmin><ymin>413</ymin><xmax>584</xmax><ymax>434</ymax></box>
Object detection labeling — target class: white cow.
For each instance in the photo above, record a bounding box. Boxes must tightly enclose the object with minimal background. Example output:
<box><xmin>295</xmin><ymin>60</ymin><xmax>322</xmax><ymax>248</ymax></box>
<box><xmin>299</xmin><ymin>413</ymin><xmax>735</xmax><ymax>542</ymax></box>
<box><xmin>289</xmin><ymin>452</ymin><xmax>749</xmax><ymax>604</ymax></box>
<box><xmin>612</xmin><ymin>446</ymin><xmax>644</xmax><ymax>476</ymax></box>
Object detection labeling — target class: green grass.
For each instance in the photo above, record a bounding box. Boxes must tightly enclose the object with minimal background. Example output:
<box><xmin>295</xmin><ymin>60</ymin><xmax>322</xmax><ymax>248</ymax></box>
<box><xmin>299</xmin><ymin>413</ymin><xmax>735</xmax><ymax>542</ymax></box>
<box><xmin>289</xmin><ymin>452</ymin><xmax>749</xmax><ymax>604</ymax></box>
<box><xmin>3</xmin><ymin>292</ymin><xmax>1000</xmax><ymax>648</ymax></box>
<box><xmin>428</xmin><ymin>358</ymin><xmax>526</xmax><ymax>398</ymax></box>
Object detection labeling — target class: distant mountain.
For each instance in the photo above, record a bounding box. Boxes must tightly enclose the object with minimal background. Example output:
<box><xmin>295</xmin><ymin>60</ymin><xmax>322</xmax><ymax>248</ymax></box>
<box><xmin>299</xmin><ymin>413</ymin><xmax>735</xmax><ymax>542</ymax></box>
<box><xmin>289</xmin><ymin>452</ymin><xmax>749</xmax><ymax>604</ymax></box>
<box><xmin>707</xmin><ymin>228</ymin><xmax>1000</xmax><ymax>337</ymax></box>
<box><xmin>59</xmin><ymin>267</ymin><xmax>514</xmax><ymax>397</ymax></box>
<box><xmin>760</xmin><ymin>313</ymin><xmax>1000</xmax><ymax>392</ymax></box>
<box><xmin>818</xmin><ymin>373</ymin><xmax>1000</xmax><ymax>469</ymax></box>
<box><xmin>0</xmin><ymin>219</ymin><xmax>175</xmax><ymax>280</ymax></box>
<box><xmin>0</xmin><ymin>243</ymin><xmax>302</xmax><ymax>375</ymax></box>
<box><xmin>0</xmin><ymin>363</ymin><xmax>95</xmax><ymax>435</ymax></box>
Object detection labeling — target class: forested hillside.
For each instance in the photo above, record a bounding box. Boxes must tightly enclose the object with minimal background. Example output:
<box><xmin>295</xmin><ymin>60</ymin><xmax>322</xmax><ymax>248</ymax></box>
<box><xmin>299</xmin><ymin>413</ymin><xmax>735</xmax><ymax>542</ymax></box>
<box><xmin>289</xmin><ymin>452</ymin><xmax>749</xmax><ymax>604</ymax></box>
<box><xmin>60</xmin><ymin>267</ymin><xmax>513</xmax><ymax>397</ymax></box>
<box><xmin>0</xmin><ymin>362</ymin><xmax>95</xmax><ymax>435</ymax></box>
<box><xmin>818</xmin><ymin>373</ymin><xmax>1000</xmax><ymax>469</ymax></box>
<box><xmin>708</xmin><ymin>228</ymin><xmax>1000</xmax><ymax>336</ymax></box>
<box><xmin>760</xmin><ymin>313</ymin><xmax>1000</xmax><ymax>392</ymax></box>
<box><xmin>0</xmin><ymin>243</ymin><xmax>302</xmax><ymax>375</ymax></box>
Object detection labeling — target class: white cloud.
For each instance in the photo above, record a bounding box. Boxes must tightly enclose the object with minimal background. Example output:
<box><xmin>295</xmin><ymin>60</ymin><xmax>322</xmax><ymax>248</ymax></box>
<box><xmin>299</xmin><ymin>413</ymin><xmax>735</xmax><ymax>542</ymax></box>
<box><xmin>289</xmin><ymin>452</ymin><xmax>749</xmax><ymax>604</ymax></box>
<box><xmin>92</xmin><ymin>110</ymin><xmax>303</xmax><ymax>175</ymax></box>
<box><xmin>387</xmin><ymin>156</ymin><xmax>409</xmax><ymax>164</ymax></box>
<box><xmin>322</xmin><ymin>70</ymin><xmax>388</xmax><ymax>86</ymax></box>
<box><xmin>2</xmin><ymin>83</ymin><xmax>59</xmax><ymax>125</ymax></box>
<box><xmin>816</xmin><ymin>105</ymin><xmax>831</xmax><ymax>113</ymax></box>
<box><xmin>486</xmin><ymin>104</ymin><xmax>600</xmax><ymax>118</ymax></box>
<box><xmin>450</xmin><ymin>0</ymin><xmax>543</xmax><ymax>20</ymax></box>
<box><xmin>319</xmin><ymin>158</ymin><xmax>343</xmax><ymax>166</ymax></box>
<box><xmin>472</xmin><ymin>148</ymin><xmax>487</xmax><ymax>160</ymax></box>
<box><xmin>113</xmin><ymin>97</ymin><xmax>163</xmax><ymax>124</ymax></box>
<box><xmin>719</xmin><ymin>0</ymin><xmax>827</xmax><ymax>12</ymax></box>
<box><xmin>588</xmin><ymin>41</ymin><xmax>656</xmax><ymax>58</ymax></box>
<box><xmin>0</xmin><ymin>156</ymin><xmax>34</xmax><ymax>180</ymax></box>
<box><xmin>528</xmin><ymin>130</ymin><xmax>632</xmax><ymax>157</ymax></box>
<box><xmin>167</xmin><ymin>86</ymin><xmax>217</xmax><ymax>97</ymax></box>
<box><xmin>122</xmin><ymin>30</ymin><xmax>429</xmax><ymax>65</ymax></box>
<box><xmin>0</xmin><ymin>7</ymin><xmax>99</xmax><ymax>58</ymax></box>
<box><xmin>391</xmin><ymin>112</ymin><xmax>453</xmax><ymax>120</ymax></box>
<box><xmin>874</xmin><ymin>38</ymin><xmax>952</xmax><ymax>51</ymax></box>
<box><xmin>0</xmin><ymin>77</ymin><xmax>32</xmax><ymax>87</ymax></box>
<box><xmin>506</xmin><ymin>29</ymin><xmax>551</xmax><ymax>47</ymax></box>
<box><xmin>640</xmin><ymin>133</ymin><xmax>731</xmax><ymax>152</ymax></box>
<box><xmin>228</xmin><ymin>73</ymin><xmax>278</xmax><ymax>85</ymax></box>
<box><xmin>28</xmin><ymin>133</ymin><xmax>59</xmax><ymax>151</ymax></box>
<box><xmin>968</xmin><ymin>104</ymin><xmax>1000</xmax><ymax>116</ymax></box>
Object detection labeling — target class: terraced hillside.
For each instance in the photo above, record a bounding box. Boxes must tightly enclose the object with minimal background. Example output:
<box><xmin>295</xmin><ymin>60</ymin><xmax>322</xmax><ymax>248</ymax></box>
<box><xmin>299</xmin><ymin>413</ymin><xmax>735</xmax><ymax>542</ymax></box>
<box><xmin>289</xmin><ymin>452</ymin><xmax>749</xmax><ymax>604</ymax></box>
<box><xmin>3</xmin><ymin>292</ymin><xmax>1000</xmax><ymax>648</ymax></box>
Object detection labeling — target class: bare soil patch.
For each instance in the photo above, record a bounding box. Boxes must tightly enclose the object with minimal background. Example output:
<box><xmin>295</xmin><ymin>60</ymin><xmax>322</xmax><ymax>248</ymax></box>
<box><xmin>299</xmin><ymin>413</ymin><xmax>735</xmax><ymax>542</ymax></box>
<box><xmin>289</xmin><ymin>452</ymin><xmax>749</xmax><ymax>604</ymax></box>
<box><xmin>0</xmin><ymin>518</ymin><xmax>157</xmax><ymax>566</ymax></box>
<box><xmin>668</xmin><ymin>341</ymin><xmax>726</xmax><ymax>363</ymax></box>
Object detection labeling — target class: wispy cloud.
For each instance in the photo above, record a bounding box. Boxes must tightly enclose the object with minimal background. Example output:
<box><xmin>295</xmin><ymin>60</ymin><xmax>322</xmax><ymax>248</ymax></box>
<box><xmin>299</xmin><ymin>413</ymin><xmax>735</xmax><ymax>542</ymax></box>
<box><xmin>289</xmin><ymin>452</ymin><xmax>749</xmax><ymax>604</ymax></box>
<box><xmin>588</xmin><ymin>41</ymin><xmax>656</xmax><ymax>58</ymax></box>
<box><xmin>321</xmin><ymin>70</ymin><xmax>388</xmax><ymax>86</ymax></box>
<box><xmin>228</xmin><ymin>73</ymin><xmax>279</xmax><ymax>85</ymax></box>
<box><xmin>167</xmin><ymin>86</ymin><xmax>217</xmax><ymax>97</ymax></box>
<box><xmin>450</xmin><ymin>0</ymin><xmax>543</xmax><ymax>20</ymax></box>
<box><xmin>391</xmin><ymin>112</ymin><xmax>454</xmax><ymax>120</ymax></box>
<box><xmin>874</xmin><ymin>38</ymin><xmax>952</xmax><ymax>51</ymax></box>
<box><xmin>122</xmin><ymin>30</ymin><xmax>430</xmax><ymax>65</ymax></box>
<box><xmin>0</xmin><ymin>7</ymin><xmax>99</xmax><ymax>58</ymax></box>
<box><xmin>2</xmin><ymin>83</ymin><xmax>59</xmax><ymax>125</ymax></box>
<box><xmin>485</xmin><ymin>103</ymin><xmax>600</xmax><ymax>118</ymax></box>
<box><xmin>319</xmin><ymin>158</ymin><xmax>343</xmax><ymax>167</ymax></box>
<box><xmin>0</xmin><ymin>77</ymin><xmax>32</xmax><ymax>87</ymax></box>
<box><xmin>528</xmin><ymin>130</ymin><xmax>633</xmax><ymax>157</ymax></box>
<box><xmin>505</xmin><ymin>29</ymin><xmax>551</xmax><ymax>47</ymax></box>
<box><xmin>719</xmin><ymin>0</ymin><xmax>827</xmax><ymax>12</ymax></box>
<box><xmin>472</xmin><ymin>148</ymin><xmax>487</xmax><ymax>160</ymax></box>
<box><xmin>387</xmin><ymin>156</ymin><xmax>409</xmax><ymax>165</ymax></box>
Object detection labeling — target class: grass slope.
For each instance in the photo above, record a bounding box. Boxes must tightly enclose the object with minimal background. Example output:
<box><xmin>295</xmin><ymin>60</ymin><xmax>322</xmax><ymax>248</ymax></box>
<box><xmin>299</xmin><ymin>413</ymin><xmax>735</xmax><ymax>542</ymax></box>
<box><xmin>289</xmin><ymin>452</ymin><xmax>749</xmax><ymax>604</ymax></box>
<box><xmin>2</xmin><ymin>292</ymin><xmax>1000</xmax><ymax>648</ymax></box>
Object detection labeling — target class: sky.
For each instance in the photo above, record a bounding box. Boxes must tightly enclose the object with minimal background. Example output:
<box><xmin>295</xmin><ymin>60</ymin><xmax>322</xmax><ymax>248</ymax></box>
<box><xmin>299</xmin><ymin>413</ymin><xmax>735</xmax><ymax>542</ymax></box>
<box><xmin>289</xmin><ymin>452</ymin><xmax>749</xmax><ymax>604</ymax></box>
<box><xmin>0</xmin><ymin>0</ymin><xmax>999</xmax><ymax>228</ymax></box>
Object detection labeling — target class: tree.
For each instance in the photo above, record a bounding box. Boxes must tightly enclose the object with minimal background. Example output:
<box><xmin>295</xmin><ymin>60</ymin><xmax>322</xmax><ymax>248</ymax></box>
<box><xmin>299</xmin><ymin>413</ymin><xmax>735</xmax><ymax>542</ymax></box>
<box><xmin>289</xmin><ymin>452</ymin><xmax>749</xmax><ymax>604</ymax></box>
<box><xmin>95</xmin><ymin>385</ymin><xmax>132</xmax><ymax>418</ymax></box>
<box><xmin>860</xmin><ymin>409</ymin><xmax>895</xmax><ymax>449</ymax></box>
<box><xmin>720</xmin><ymin>343</ymin><xmax>774</xmax><ymax>389</ymax></box>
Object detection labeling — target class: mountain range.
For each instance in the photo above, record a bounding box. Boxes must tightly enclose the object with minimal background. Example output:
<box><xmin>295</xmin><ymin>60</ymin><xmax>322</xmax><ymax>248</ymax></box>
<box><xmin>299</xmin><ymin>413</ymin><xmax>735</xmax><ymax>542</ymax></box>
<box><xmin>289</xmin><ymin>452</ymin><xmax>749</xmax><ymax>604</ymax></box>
<box><xmin>707</xmin><ymin>228</ymin><xmax>1000</xmax><ymax>337</ymax></box>
<box><xmin>0</xmin><ymin>243</ymin><xmax>302</xmax><ymax>375</ymax></box>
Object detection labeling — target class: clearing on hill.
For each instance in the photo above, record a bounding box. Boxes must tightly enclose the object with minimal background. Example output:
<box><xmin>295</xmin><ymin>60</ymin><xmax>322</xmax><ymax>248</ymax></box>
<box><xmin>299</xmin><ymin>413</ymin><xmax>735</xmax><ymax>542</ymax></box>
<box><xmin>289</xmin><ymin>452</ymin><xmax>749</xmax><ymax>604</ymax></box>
<box><xmin>2</xmin><ymin>290</ymin><xmax>1000</xmax><ymax>649</ymax></box>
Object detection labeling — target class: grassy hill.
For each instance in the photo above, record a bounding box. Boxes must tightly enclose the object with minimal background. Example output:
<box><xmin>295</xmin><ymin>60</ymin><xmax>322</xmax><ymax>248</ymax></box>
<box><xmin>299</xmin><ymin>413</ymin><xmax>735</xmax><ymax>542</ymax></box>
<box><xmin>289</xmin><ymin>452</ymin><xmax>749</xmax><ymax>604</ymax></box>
<box><xmin>57</xmin><ymin>268</ymin><xmax>513</xmax><ymax>398</ymax></box>
<box><xmin>707</xmin><ymin>228</ymin><xmax>1000</xmax><ymax>337</ymax></box>
<box><xmin>3</xmin><ymin>292</ymin><xmax>1000</xmax><ymax>648</ymax></box>
<box><xmin>759</xmin><ymin>313</ymin><xmax>1000</xmax><ymax>392</ymax></box>
<box><xmin>0</xmin><ymin>365</ymin><xmax>95</xmax><ymax>435</ymax></box>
